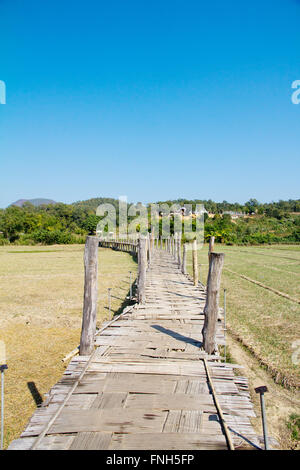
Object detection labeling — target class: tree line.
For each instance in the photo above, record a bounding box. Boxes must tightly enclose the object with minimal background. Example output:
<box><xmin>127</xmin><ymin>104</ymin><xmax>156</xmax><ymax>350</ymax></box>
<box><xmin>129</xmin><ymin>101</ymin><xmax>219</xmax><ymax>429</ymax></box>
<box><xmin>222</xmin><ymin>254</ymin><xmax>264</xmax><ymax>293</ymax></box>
<box><xmin>0</xmin><ymin>197</ymin><xmax>299</xmax><ymax>245</ymax></box>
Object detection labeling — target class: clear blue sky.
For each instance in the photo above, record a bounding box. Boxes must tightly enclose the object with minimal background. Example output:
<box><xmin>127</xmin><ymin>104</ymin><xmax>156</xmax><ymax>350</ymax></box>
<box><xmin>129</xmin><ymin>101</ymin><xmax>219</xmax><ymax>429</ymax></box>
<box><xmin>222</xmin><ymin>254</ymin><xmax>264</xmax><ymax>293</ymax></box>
<box><xmin>0</xmin><ymin>0</ymin><xmax>299</xmax><ymax>208</ymax></box>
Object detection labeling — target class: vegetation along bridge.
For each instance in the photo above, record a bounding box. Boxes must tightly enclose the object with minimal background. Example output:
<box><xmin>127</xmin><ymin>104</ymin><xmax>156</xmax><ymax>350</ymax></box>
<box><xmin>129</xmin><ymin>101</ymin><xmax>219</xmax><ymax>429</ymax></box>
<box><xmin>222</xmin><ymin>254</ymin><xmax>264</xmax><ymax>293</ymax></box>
<box><xmin>9</xmin><ymin>235</ymin><xmax>260</xmax><ymax>450</ymax></box>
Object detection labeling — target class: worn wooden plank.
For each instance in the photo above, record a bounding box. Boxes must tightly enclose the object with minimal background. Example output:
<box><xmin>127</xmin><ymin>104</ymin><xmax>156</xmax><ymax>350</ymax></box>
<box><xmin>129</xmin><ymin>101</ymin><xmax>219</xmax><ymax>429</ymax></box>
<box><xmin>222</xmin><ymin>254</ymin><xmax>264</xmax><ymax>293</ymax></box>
<box><xmin>75</xmin><ymin>376</ymin><xmax>177</xmax><ymax>394</ymax></box>
<box><xmin>49</xmin><ymin>409</ymin><xmax>167</xmax><ymax>434</ymax></box>
<box><xmin>125</xmin><ymin>393</ymin><xmax>214</xmax><ymax>410</ymax></box>
<box><xmin>70</xmin><ymin>432</ymin><xmax>112</xmax><ymax>450</ymax></box>
<box><xmin>163</xmin><ymin>410</ymin><xmax>182</xmax><ymax>432</ymax></box>
<box><xmin>109</xmin><ymin>433</ymin><xmax>228</xmax><ymax>450</ymax></box>
<box><xmin>178</xmin><ymin>410</ymin><xmax>203</xmax><ymax>432</ymax></box>
<box><xmin>91</xmin><ymin>392</ymin><xmax>128</xmax><ymax>409</ymax></box>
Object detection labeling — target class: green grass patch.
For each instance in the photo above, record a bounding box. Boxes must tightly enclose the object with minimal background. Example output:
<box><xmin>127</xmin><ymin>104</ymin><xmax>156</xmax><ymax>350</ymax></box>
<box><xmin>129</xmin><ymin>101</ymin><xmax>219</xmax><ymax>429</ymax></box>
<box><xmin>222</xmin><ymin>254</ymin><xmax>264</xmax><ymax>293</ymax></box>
<box><xmin>287</xmin><ymin>413</ymin><xmax>300</xmax><ymax>442</ymax></box>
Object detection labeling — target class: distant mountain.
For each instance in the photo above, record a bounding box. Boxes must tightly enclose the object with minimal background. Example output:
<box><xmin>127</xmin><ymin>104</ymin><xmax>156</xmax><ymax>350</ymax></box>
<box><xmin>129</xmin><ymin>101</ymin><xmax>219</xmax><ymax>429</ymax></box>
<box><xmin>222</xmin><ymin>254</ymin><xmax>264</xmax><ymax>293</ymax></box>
<box><xmin>10</xmin><ymin>198</ymin><xmax>57</xmax><ymax>207</ymax></box>
<box><xmin>71</xmin><ymin>197</ymin><xmax>122</xmax><ymax>211</ymax></box>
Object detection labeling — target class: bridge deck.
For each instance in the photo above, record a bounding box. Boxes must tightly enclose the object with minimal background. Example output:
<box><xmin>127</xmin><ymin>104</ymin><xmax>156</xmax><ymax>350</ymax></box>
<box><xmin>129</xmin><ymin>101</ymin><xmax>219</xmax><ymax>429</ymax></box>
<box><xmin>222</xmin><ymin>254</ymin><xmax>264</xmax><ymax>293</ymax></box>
<box><xmin>9</xmin><ymin>249</ymin><xmax>259</xmax><ymax>450</ymax></box>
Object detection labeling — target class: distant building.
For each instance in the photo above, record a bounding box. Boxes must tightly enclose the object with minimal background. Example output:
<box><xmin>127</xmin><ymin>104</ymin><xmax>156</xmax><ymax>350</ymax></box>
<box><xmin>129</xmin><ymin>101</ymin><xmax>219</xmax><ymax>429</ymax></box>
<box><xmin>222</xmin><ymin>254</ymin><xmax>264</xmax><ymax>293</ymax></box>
<box><xmin>223</xmin><ymin>211</ymin><xmax>246</xmax><ymax>219</ymax></box>
<box><xmin>161</xmin><ymin>206</ymin><xmax>208</xmax><ymax>217</ymax></box>
<box><xmin>193</xmin><ymin>207</ymin><xmax>208</xmax><ymax>216</ymax></box>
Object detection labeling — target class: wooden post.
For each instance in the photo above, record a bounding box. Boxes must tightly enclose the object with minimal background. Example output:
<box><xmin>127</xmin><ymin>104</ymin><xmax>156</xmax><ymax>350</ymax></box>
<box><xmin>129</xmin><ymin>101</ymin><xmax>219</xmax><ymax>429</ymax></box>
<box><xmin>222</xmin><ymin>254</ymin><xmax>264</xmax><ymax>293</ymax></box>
<box><xmin>79</xmin><ymin>236</ymin><xmax>99</xmax><ymax>356</ymax></box>
<box><xmin>208</xmin><ymin>236</ymin><xmax>215</xmax><ymax>259</ymax></box>
<box><xmin>202</xmin><ymin>252</ymin><xmax>225</xmax><ymax>354</ymax></box>
<box><xmin>182</xmin><ymin>242</ymin><xmax>187</xmax><ymax>274</ymax></box>
<box><xmin>177</xmin><ymin>234</ymin><xmax>181</xmax><ymax>267</ymax></box>
<box><xmin>138</xmin><ymin>235</ymin><xmax>147</xmax><ymax>304</ymax></box>
<box><xmin>192</xmin><ymin>239</ymin><xmax>198</xmax><ymax>286</ymax></box>
<box><xmin>151</xmin><ymin>229</ymin><xmax>155</xmax><ymax>253</ymax></box>
<box><xmin>147</xmin><ymin>233</ymin><xmax>151</xmax><ymax>266</ymax></box>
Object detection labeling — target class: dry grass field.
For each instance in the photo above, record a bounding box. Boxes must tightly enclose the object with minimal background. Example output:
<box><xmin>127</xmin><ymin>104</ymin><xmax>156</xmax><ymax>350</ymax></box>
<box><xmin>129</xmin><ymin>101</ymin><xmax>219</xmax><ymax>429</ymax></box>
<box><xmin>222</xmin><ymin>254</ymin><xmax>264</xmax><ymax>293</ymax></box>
<box><xmin>1</xmin><ymin>242</ymin><xmax>299</xmax><ymax>449</ymax></box>
<box><xmin>187</xmin><ymin>243</ymin><xmax>300</xmax><ymax>449</ymax></box>
<box><xmin>187</xmin><ymin>244</ymin><xmax>300</xmax><ymax>388</ymax></box>
<box><xmin>0</xmin><ymin>245</ymin><xmax>137</xmax><ymax>449</ymax></box>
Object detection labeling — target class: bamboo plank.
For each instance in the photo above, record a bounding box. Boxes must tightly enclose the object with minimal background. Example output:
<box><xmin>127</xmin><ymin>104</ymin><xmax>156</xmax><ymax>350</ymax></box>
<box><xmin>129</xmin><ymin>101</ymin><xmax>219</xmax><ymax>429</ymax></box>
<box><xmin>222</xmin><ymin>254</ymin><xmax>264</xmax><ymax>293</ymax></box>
<box><xmin>109</xmin><ymin>433</ymin><xmax>228</xmax><ymax>450</ymax></box>
<box><xmin>70</xmin><ymin>432</ymin><xmax>112</xmax><ymax>450</ymax></box>
<box><xmin>49</xmin><ymin>409</ymin><xmax>167</xmax><ymax>434</ymax></box>
<box><xmin>125</xmin><ymin>393</ymin><xmax>214</xmax><ymax>410</ymax></box>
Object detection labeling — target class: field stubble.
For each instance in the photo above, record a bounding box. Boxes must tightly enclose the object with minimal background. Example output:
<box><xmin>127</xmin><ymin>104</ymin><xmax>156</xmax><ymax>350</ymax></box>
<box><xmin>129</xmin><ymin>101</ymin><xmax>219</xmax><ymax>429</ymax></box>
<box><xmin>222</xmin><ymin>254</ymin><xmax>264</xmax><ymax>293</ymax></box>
<box><xmin>187</xmin><ymin>243</ymin><xmax>300</xmax><ymax>449</ymax></box>
<box><xmin>0</xmin><ymin>244</ymin><xmax>137</xmax><ymax>448</ymax></box>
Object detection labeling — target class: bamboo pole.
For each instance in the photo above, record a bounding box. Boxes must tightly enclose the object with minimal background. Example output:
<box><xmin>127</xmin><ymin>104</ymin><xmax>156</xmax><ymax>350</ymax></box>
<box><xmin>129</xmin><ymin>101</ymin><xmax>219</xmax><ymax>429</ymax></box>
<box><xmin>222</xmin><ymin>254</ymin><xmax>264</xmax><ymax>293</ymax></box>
<box><xmin>203</xmin><ymin>358</ymin><xmax>235</xmax><ymax>450</ymax></box>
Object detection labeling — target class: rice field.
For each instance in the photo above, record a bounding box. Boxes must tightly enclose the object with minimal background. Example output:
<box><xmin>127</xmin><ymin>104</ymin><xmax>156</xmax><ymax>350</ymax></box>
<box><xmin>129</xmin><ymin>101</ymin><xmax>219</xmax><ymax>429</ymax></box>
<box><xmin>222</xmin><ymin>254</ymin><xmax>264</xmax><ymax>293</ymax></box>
<box><xmin>0</xmin><ymin>245</ymin><xmax>137</xmax><ymax>449</ymax></box>
<box><xmin>1</xmin><ymin>242</ymin><xmax>299</xmax><ymax>449</ymax></box>
<box><xmin>186</xmin><ymin>244</ymin><xmax>300</xmax><ymax>388</ymax></box>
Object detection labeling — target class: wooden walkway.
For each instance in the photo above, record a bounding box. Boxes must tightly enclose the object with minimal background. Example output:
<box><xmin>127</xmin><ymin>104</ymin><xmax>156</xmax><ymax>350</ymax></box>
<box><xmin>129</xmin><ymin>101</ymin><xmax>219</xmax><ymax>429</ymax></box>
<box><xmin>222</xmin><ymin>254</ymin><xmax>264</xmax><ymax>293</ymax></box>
<box><xmin>9</xmin><ymin>248</ymin><xmax>259</xmax><ymax>450</ymax></box>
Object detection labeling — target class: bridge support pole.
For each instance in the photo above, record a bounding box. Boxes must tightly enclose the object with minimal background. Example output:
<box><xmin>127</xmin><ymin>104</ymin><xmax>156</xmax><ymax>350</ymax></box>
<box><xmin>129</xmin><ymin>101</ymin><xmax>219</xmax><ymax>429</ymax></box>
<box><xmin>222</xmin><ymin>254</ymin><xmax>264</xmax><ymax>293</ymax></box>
<box><xmin>138</xmin><ymin>235</ymin><xmax>147</xmax><ymax>304</ymax></box>
<box><xmin>79</xmin><ymin>236</ymin><xmax>99</xmax><ymax>356</ymax></box>
<box><xmin>177</xmin><ymin>233</ymin><xmax>182</xmax><ymax>267</ymax></box>
<box><xmin>182</xmin><ymin>242</ymin><xmax>187</xmax><ymax>274</ymax></box>
<box><xmin>174</xmin><ymin>234</ymin><xmax>178</xmax><ymax>260</ymax></box>
<box><xmin>208</xmin><ymin>236</ymin><xmax>215</xmax><ymax>260</ymax></box>
<box><xmin>147</xmin><ymin>233</ymin><xmax>151</xmax><ymax>266</ymax></box>
<box><xmin>192</xmin><ymin>239</ymin><xmax>198</xmax><ymax>286</ymax></box>
<box><xmin>202</xmin><ymin>252</ymin><xmax>225</xmax><ymax>354</ymax></box>
<box><xmin>151</xmin><ymin>229</ymin><xmax>155</xmax><ymax>255</ymax></box>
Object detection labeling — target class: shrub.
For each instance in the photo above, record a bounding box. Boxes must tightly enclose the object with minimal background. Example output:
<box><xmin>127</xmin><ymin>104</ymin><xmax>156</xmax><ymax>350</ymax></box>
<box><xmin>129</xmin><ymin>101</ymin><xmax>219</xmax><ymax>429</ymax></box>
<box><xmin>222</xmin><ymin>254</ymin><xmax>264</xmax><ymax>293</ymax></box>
<box><xmin>31</xmin><ymin>229</ymin><xmax>73</xmax><ymax>245</ymax></box>
<box><xmin>0</xmin><ymin>236</ymin><xmax>9</xmax><ymax>246</ymax></box>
